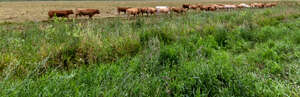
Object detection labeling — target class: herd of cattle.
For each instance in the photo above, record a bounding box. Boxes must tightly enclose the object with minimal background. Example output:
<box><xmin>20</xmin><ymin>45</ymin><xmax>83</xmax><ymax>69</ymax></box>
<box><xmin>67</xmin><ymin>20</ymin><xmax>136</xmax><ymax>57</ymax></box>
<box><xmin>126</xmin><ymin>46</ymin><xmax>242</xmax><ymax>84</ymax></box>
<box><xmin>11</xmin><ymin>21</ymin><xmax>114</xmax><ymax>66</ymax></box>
<box><xmin>48</xmin><ymin>2</ymin><xmax>277</xmax><ymax>19</ymax></box>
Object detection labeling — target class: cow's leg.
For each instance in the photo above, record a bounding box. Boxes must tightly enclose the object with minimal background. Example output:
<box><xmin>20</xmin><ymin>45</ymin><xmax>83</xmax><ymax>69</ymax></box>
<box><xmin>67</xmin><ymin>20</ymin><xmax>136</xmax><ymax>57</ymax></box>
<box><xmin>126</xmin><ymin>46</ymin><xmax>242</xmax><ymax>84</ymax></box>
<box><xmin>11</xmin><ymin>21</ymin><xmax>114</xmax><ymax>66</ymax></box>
<box><xmin>134</xmin><ymin>14</ymin><xmax>137</xmax><ymax>19</ymax></box>
<box><xmin>127</xmin><ymin>14</ymin><xmax>131</xmax><ymax>20</ymax></box>
<box><xmin>89</xmin><ymin>14</ymin><xmax>94</xmax><ymax>19</ymax></box>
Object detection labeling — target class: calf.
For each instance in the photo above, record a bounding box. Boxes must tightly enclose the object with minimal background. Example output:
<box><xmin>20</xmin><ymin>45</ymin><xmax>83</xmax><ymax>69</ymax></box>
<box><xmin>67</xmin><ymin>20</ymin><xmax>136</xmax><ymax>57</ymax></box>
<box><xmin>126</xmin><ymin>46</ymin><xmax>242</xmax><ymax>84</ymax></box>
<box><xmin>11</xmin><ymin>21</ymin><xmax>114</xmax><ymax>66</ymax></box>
<box><xmin>75</xmin><ymin>8</ymin><xmax>100</xmax><ymax>19</ymax></box>
<box><xmin>48</xmin><ymin>10</ymin><xmax>74</xmax><ymax>19</ymax></box>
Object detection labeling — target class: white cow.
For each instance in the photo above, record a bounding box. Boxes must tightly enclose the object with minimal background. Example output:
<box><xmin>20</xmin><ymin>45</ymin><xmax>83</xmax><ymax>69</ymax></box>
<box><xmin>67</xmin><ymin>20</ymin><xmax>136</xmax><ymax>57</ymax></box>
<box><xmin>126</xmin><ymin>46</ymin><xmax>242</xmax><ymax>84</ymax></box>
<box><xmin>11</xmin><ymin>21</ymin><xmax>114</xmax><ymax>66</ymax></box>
<box><xmin>156</xmin><ymin>6</ymin><xmax>170</xmax><ymax>14</ymax></box>
<box><xmin>224</xmin><ymin>5</ymin><xmax>237</xmax><ymax>9</ymax></box>
<box><xmin>237</xmin><ymin>3</ymin><xmax>251</xmax><ymax>8</ymax></box>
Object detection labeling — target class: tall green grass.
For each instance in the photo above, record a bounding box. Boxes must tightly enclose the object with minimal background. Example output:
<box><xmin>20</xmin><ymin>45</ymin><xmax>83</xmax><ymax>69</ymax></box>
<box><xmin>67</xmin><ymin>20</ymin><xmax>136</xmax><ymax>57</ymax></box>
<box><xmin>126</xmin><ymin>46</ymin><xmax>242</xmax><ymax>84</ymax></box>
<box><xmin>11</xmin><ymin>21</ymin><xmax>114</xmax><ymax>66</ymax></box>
<box><xmin>0</xmin><ymin>2</ymin><xmax>300</xmax><ymax>97</ymax></box>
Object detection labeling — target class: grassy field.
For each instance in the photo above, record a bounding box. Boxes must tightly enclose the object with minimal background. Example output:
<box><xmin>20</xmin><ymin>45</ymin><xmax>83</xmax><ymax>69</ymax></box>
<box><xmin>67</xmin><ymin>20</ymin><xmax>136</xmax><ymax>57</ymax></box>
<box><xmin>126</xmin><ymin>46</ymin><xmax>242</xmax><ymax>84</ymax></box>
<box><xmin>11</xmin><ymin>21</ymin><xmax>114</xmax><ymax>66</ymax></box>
<box><xmin>1</xmin><ymin>1</ymin><xmax>300</xmax><ymax>97</ymax></box>
<box><xmin>0</xmin><ymin>0</ymin><xmax>283</xmax><ymax>22</ymax></box>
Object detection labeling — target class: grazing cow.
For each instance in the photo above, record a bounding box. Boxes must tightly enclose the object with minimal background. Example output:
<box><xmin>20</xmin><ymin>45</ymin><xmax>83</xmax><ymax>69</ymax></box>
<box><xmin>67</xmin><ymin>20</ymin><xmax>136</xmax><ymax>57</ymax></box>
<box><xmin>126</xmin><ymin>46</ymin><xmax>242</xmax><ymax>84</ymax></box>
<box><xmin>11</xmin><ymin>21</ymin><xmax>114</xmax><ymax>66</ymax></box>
<box><xmin>117</xmin><ymin>7</ymin><xmax>132</xmax><ymax>14</ymax></box>
<box><xmin>157</xmin><ymin>7</ymin><xmax>170</xmax><ymax>14</ymax></box>
<box><xmin>75</xmin><ymin>8</ymin><xmax>100</xmax><ymax>19</ymax></box>
<box><xmin>215</xmin><ymin>4</ymin><xmax>225</xmax><ymax>9</ymax></box>
<box><xmin>264</xmin><ymin>3</ymin><xmax>273</xmax><ymax>8</ymax></box>
<box><xmin>208</xmin><ymin>6</ymin><xmax>217</xmax><ymax>11</ymax></box>
<box><xmin>189</xmin><ymin>5</ymin><xmax>199</xmax><ymax>10</ymax></box>
<box><xmin>223</xmin><ymin>5</ymin><xmax>237</xmax><ymax>9</ymax></box>
<box><xmin>250</xmin><ymin>3</ymin><xmax>258</xmax><ymax>8</ymax></box>
<box><xmin>140</xmin><ymin>7</ymin><xmax>148</xmax><ymax>16</ymax></box>
<box><xmin>256</xmin><ymin>3</ymin><xmax>265</xmax><ymax>8</ymax></box>
<box><xmin>182</xmin><ymin>4</ymin><xmax>191</xmax><ymax>9</ymax></box>
<box><xmin>237</xmin><ymin>3</ymin><xmax>251</xmax><ymax>8</ymax></box>
<box><xmin>48</xmin><ymin>10</ymin><xmax>74</xmax><ymax>19</ymax></box>
<box><xmin>126</xmin><ymin>8</ymin><xmax>141</xmax><ymax>17</ymax></box>
<box><xmin>208</xmin><ymin>4</ymin><xmax>219</xmax><ymax>11</ymax></box>
<box><xmin>270</xmin><ymin>3</ymin><xmax>277</xmax><ymax>7</ymax></box>
<box><xmin>146</xmin><ymin>7</ymin><xmax>157</xmax><ymax>15</ymax></box>
<box><xmin>251</xmin><ymin>3</ymin><xmax>264</xmax><ymax>8</ymax></box>
<box><xmin>264</xmin><ymin>3</ymin><xmax>277</xmax><ymax>8</ymax></box>
<box><xmin>140</xmin><ymin>7</ymin><xmax>156</xmax><ymax>16</ymax></box>
<box><xmin>170</xmin><ymin>7</ymin><xmax>187</xmax><ymax>14</ymax></box>
<box><xmin>196</xmin><ymin>3</ymin><xmax>203</xmax><ymax>8</ymax></box>
<box><xmin>199</xmin><ymin>6</ymin><xmax>210</xmax><ymax>11</ymax></box>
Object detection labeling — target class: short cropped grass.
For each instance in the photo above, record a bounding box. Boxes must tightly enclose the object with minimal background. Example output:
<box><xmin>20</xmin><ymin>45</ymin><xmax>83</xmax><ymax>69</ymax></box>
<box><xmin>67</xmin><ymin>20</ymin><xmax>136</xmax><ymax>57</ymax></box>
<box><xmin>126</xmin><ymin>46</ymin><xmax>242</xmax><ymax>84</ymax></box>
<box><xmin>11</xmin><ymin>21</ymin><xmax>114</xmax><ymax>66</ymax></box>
<box><xmin>0</xmin><ymin>1</ymin><xmax>300</xmax><ymax>97</ymax></box>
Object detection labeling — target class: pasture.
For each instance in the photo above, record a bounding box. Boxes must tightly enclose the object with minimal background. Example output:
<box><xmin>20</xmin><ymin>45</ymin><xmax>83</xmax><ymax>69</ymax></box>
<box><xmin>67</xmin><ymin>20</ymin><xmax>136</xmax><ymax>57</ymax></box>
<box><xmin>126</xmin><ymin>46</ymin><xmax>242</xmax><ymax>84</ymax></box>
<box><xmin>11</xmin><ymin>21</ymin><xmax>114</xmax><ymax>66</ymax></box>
<box><xmin>0</xmin><ymin>0</ymin><xmax>300</xmax><ymax>97</ymax></box>
<box><xmin>0</xmin><ymin>1</ymin><xmax>187</xmax><ymax>22</ymax></box>
<box><xmin>0</xmin><ymin>0</ymin><xmax>284</xmax><ymax>22</ymax></box>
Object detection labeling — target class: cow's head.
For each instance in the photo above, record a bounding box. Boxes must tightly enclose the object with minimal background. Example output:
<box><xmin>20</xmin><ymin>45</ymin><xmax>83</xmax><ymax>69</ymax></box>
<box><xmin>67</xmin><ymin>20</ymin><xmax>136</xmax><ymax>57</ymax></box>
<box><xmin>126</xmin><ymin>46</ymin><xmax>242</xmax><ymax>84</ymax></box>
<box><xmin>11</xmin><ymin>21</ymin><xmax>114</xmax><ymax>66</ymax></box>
<box><xmin>95</xmin><ymin>9</ymin><xmax>100</xmax><ymax>14</ymax></box>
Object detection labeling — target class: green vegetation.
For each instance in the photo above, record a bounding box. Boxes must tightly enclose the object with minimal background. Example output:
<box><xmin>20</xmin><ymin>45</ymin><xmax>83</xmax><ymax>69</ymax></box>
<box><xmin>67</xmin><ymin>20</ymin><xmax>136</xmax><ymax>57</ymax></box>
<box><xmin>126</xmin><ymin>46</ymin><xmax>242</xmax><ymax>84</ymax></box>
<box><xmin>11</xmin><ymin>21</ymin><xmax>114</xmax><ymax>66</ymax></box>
<box><xmin>1</xmin><ymin>2</ymin><xmax>300</xmax><ymax>97</ymax></box>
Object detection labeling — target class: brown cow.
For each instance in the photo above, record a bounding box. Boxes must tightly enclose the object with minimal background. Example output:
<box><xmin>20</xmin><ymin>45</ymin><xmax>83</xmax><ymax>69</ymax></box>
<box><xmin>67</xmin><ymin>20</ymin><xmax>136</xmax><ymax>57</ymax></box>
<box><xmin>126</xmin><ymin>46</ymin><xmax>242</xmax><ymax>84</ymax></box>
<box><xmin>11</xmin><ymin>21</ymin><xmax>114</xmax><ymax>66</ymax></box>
<box><xmin>264</xmin><ymin>3</ymin><xmax>277</xmax><ymax>8</ymax></box>
<box><xmin>170</xmin><ymin>7</ymin><xmax>187</xmax><ymax>14</ymax></box>
<box><xmin>215</xmin><ymin>4</ymin><xmax>225</xmax><ymax>9</ymax></box>
<box><xmin>270</xmin><ymin>3</ymin><xmax>277</xmax><ymax>7</ymax></box>
<box><xmin>208</xmin><ymin>4</ymin><xmax>218</xmax><ymax>11</ymax></box>
<box><xmin>139</xmin><ymin>7</ymin><xmax>156</xmax><ymax>16</ymax></box>
<box><xmin>264</xmin><ymin>3</ymin><xmax>273</xmax><ymax>8</ymax></box>
<box><xmin>48</xmin><ymin>10</ymin><xmax>74</xmax><ymax>19</ymax></box>
<box><xmin>140</xmin><ymin>7</ymin><xmax>148</xmax><ymax>16</ymax></box>
<box><xmin>117</xmin><ymin>7</ymin><xmax>132</xmax><ymax>14</ymax></box>
<box><xmin>196</xmin><ymin>4</ymin><xmax>203</xmax><ymax>8</ymax></box>
<box><xmin>146</xmin><ymin>7</ymin><xmax>157</xmax><ymax>15</ymax></box>
<box><xmin>126</xmin><ymin>8</ymin><xmax>141</xmax><ymax>17</ymax></box>
<box><xmin>182</xmin><ymin>4</ymin><xmax>191</xmax><ymax>9</ymax></box>
<box><xmin>189</xmin><ymin>5</ymin><xmax>199</xmax><ymax>10</ymax></box>
<box><xmin>209</xmin><ymin>6</ymin><xmax>217</xmax><ymax>11</ymax></box>
<box><xmin>256</xmin><ymin>3</ymin><xmax>265</xmax><ymax>8</ymax></box>
<box><xmin>199</xmin><ymin>6</ymin><xmax>210</xmax><ymax>11</ymax></box>
<box><xmin>75</xmin><ymin>8</ymin><xmax>100</xmax><ymax>19</ymax></box>
<box><xmin>251</xmin><ymin>3</ymin><xmax>264</xmax><ymax>8</ymax></box>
